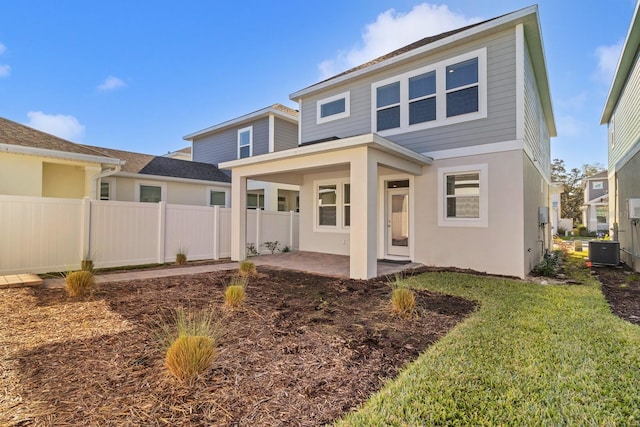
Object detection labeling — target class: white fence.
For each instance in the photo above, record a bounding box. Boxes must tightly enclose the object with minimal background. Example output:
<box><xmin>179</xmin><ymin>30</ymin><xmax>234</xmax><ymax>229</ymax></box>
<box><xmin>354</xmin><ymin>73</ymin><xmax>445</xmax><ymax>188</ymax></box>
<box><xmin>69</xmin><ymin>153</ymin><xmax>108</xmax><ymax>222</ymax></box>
<box><xmin>0</xmin><ymin>195</ymin><xmax>299</xmax><ymax>275</ymax></box>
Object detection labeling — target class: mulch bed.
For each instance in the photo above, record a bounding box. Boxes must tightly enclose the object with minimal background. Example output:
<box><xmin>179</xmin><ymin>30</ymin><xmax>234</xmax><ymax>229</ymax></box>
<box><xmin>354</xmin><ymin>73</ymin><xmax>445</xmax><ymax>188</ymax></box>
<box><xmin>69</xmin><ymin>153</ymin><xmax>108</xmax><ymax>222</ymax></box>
<box><xmin>1</xmin><ymin>267</ymin><xmax>475</xmax><ymax>426</ymax></box>
<box><xmin>595</xmin><ymin>266</ymin><xmax>640</xmax><ymax>325</ymax></box>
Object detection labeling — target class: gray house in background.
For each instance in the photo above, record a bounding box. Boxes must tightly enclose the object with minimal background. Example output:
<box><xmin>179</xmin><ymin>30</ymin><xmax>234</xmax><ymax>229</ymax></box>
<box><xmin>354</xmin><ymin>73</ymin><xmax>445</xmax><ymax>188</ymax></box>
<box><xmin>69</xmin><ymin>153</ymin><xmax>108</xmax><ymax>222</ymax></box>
<box><xmin>601</xmin><ymin>1</ymin><xmax>640</xmax><ymax>271</ymax></box>
<box><xmin>221</xmin><ymin>5</ymin><xmax>556</xmax><ymax>279</ymax></box>
<box><xmin>184</xmin><ymin>104</ymin><xmax>300</xmax><ymax>212</ymax></box>
<box><xmin>581</xmin><ymin>171</ymin><xmax>609</xmax><ymax>233</ymax></box>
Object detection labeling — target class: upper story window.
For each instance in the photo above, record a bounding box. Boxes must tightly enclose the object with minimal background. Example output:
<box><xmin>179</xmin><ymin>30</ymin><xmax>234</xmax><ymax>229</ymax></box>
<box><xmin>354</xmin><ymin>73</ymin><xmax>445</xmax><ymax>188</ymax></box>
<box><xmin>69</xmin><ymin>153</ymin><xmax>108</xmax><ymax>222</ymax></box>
<box><xmin>372</xmin><ymin>48</ymin><xmax>486</xmax><ymax>136</ymax></box>
<box><xmin>592</xmin><ymin>181</ymin><xmax>603</xmax><ymax>190</ymax></box>
<box><xmin>317</xmin><ymin>91</ymin><xmax>351</xmax><ymax>124</ymax></box>
<box><xmin>237</xmin><ymin>126</ymin><xmax>253</xmax><ymax>159</ymax></box>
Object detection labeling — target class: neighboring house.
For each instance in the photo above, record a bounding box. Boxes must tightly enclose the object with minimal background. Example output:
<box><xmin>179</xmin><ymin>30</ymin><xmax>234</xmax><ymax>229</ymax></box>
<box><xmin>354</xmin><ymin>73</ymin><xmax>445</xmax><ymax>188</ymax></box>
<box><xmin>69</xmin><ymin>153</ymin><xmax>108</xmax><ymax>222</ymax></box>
<box><xmin>84</xmin><ymin>146</ymin><xmax>231</xmax><ymax>206</ymax></box>
<box><xmin>0</xmin><ymin>116</ymin><xmax>231</xmax><ymax>206</ymax></box>
<box><xmin>581</xmin><ymin>171</ymin><xmax>609</xmax><ymax>232</ymax></box>
<box><xmin>601</xmin><ymin>1</ymin><xmax>640</xmax><ymax>271</ymax></box>
<box><xmin>220</xmin><ymin>5</ymin><xmax>556</xmax><ymax>279</ymax></box>
<box><xmin>550</xmin><ymin>182</ymin><xmax>572</xmax><ymax>235</ymax></box>
<box><xmin>184</xmin><ymin>104</ymin><xmax>300</xmax><ymax>212</ymax></box>
<box><xmin>164</xmin><ymin>146</ymin><xmax>192</xmax><ymax>161</ymax></box>
<box><xmin>0</xmin><ymin>117</ymin><xmax>122</xmax><ymax>199</ymax></box>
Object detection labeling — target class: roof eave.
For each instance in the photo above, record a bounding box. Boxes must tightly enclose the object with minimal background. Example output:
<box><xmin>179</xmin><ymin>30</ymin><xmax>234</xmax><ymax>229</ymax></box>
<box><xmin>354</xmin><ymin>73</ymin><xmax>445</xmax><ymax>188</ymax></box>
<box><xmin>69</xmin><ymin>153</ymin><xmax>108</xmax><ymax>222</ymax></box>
<box><xmin>183</xmin><ymin>106</ymin><xmax>298</xmax><ymax>141</ymax></box>
<box><xmin>601</xmin><ymin>1</ymin><xmax>640</xmax><ymax>124</ymax></box>
<box><xmin>0</xmin><ymin>142</ymin><xmax>123</xmax><ymax>166</ymax></box>
<box><xmin>289</xmin><ymin>5</ymin><xmax>539</xmax><ymax>100</ymax></box>
<box><xmin>114</xmin><ymin>171</ymin><xmax>231</xmax><ymax>186</ymax></box>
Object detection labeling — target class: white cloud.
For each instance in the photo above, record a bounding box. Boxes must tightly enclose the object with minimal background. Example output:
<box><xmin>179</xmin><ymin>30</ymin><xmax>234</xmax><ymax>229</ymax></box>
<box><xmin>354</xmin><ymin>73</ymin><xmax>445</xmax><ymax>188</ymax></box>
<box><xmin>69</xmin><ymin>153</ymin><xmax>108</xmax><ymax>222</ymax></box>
<box><xmin>0</xmin><ymin>64</ymin><xmax>9</xmax><ymax>78</ymax></box>
<box><xmin>0</xmin><ymin>42</ymin><xmax>6</xmax><ymax>55</ymax></box>
<box><xmin>26</xmin><ymin>111</ymin><xmax>86</xmax><ymax>141</ymax></box>
<box><xmin>593</xmin><ymin>40</ymin><xmax>623</xmax><ymax>85</ymax></box>
<box><xmin>318</xmin><ymin>3</ymin><xmax>482</xmax><ymax>79</ymax></box>
<box><xmin>97</xmin><ymin>75</ymin><xmax>126</xmax><ymax>91</ymax></box>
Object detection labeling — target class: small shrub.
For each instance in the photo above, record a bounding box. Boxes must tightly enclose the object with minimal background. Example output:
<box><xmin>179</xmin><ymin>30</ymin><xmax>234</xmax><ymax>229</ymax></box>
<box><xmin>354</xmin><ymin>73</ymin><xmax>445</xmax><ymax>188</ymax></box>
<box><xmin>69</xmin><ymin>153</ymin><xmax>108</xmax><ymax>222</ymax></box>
<box><xmin>176</xmin><ymin>248</ymin><xmax>188</xmax><ymax>265</ymax></box>
<box><xmin>282</xmin><ymin>245</ymin><xmax>290</xmax><ymax>253</ymax></box>
<box><xmin>224</xmin><ymin>274</ymin><xmax>248</xmax><ymax>308</ymax></box>
<box><xmin>81</xmin><ymin>259</ymin><xmax>94</xmax><ymax>272</ymax></box>
<box><xmin>389</xmin><ymin>273</ymin><xmax>416</xmax><ymax>317</ymax></box>
<box><xmin>556</xmin><ymin>227</ymin><xmax>567</xmax><ymax>237</ymax></box>
<box><xmin>532</xmin><ymin>250</ymin><xmax>565</xmax><ymax>277</ymax></box>
<box><xmin>239</xmin><ymin>260</ymin><xmax>256</xmax><ymax>277</ymax></box>
<box><xmin>165</xmin><ymin>335</ymin><xmax>216</xmax><ymax>382</ymax></box>
<box><xmin>263</xmin><ymin>241</ymin><xmax>280</xmax><ymax>254</ymax></box>
<box><xmin>576</xmin><ymin>225</ymin><xmax>587</xmax><ymax>237</ymax></box>
<box><xmin>246</xmin><ymin>243</ymin><xmax>259</xmax><ymax>257</ymax></box>
<box><xmin>65</xmin><ymin>270</ymin><xmax>95</xmax><ymax>297</ymax></box>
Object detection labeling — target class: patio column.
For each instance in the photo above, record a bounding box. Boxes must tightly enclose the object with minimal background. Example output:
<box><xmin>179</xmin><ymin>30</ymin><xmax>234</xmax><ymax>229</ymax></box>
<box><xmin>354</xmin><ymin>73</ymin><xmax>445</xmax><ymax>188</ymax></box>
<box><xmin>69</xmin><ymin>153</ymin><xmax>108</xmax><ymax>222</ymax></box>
<box><xmin>349</xmin><ymin>148</ymin><xmax>377</xmax><ymax>279</ymax></box>
<box><xmin>231</xmin><ymin>173</ymin><xmax>248</xmax><ymax>262</ymax></box>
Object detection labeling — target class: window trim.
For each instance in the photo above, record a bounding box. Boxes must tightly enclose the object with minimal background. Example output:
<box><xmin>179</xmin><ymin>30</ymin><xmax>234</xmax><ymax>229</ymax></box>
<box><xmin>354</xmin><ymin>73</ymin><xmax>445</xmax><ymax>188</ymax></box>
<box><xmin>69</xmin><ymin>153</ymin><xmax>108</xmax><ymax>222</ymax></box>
<box><xmin>437</xmin><ymin>164</ymin><xmax>488</xmax><ymax>228</ymax></box>
<box><xmin>99</xmin><ymin>178</ymin><xmax>116</xmax><ymax>201</ymax></box>
<box><xmin>371</xmin><ymin>48</ymin><xmax>487</xmax><ymax>136</ymax></box>
<box><xmin>237</xmin><ymin>126</ymin><xmax>253</xmax><ymax>159</ymax></box>
<box><xmin>135</xmin><ymin>180</ymin><xmax>167</xmax><ymax>203</ymax></box>
<box><xmin>208</xmin><ymin>187</ymin><xmax>228</xmax><ymax>207</ymax></box>
<box><xmin>316</xmin><ymin>91</ymin><xmax>351</xmax><ymax>124</ymax></box>
<box><xmin>313</xmin><ymin>179</ymin><xmax>350</xmax><ymax>232</ymax></box>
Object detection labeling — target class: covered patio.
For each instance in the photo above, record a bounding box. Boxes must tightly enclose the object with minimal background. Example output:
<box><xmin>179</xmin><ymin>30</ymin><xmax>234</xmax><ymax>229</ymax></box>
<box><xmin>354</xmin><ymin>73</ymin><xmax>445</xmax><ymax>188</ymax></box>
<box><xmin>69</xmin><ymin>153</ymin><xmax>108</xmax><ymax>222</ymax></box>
<box><xmin>220</xmin><ymin>134</ymin><xmax>432</xmax><ymax>280</ymax></box>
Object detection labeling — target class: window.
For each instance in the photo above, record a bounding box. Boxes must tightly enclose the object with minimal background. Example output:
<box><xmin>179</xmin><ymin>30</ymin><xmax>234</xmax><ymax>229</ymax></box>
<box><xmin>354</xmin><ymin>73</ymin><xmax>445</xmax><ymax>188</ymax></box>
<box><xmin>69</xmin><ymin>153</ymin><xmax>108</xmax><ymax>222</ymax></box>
<box><xmin>210</xmin><ymin>190</ymin><xmax>226</xmax><ymax>206</ymax></box>
<box><xmin>139</xmin><ymin>185</ymin><xmax>162</xmax><ymax>203</ymax></box>
<box><xmin>343</xmin><ymin>183</ymin><xmax>351</xmax><ymax>227</ymax></box>
<box><xmin>592</xmin><ymin>181</ymin><xmax>603</xmax><ymax>190</ymax></box>
<box><xmin>446</xmin><ymin>57</ymin><xmax>478</xmax><ymax>117</ymax></box>
<box><xmin>438</xmin><ymin>164</ymin><xmax>488</xmax><ymax>227</ymax></box>
<box><xmin>317</xmin><ymin>91</ymin><xmax>350</xmax><ymax>123</ymax></box>
<box><xmin>445</xmin><ymin>173</ymin><xmax>480</xmax><ymax>218</ymax></box>
<box><xmin>100</xmin><ymin>181</ymin><xmax>111</xmax><ymax>200</ymax></box>
<box><xmin>247</xmin><ymin>192</ymin><xmax>264</xmax><ymax>209</ymax></box>
<box><xmin>596</xmin><ymin>206</ymin><xmax>608</xmax><ymax>224</ymax></box>
<box><xmin>376</xmin><ymin>81</ymin><xmax>400</xmax><ymax>131</ymax></box>
<box><xmin>318</xmin><ymin>184</ymin><xmax>337</xmax><ymax>226</ymax></box>
<box><xmin>609</xmin><ymin>117</ymin><xmax>615</xmax><ymax>148</ymax></box>
<box><xmin>372</xmin><ymin>48</ymin><xmax>486</xmax><ymax>134</ymax></box>
<box><xmin>237</xmin><ymin>126</ymin><xmax>252</xmax><ymax>159</ymax></box>
<box><xmin>278</xmin><ymin>196</ymin><xmax>287</xmax><ymax>212</ymax></box>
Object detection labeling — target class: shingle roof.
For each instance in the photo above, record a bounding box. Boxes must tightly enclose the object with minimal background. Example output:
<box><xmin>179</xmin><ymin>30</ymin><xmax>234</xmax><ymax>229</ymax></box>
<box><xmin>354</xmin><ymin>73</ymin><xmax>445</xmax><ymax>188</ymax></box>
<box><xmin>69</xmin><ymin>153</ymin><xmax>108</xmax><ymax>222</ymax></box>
<box><xmin>0</xmin><ymin>116</ymin><xmax>111</xmax><ymax>157</ymax></box>
<box><xmin>84</xmin><ymin>145</ymin><xmax>230</xmax><ymax>183</ymax></box>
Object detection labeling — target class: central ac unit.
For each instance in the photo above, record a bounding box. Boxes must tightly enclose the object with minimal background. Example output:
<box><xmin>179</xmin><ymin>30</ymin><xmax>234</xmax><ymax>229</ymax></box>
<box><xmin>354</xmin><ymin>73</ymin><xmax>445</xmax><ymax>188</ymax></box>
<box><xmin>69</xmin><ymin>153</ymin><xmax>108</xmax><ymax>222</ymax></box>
<box><xmin>589</xmin><ymin>241</ymin><xmax>620</xmax><ymax>266</ymax></box>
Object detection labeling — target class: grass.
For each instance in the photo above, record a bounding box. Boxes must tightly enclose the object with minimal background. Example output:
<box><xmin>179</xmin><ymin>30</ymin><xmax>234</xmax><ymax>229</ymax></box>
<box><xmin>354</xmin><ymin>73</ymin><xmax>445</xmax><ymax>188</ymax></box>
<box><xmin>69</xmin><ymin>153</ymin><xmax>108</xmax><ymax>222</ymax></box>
<box><xmin>337</xmin><ymin>258</ymin><xmax>640</xmax><ymax>425</ymax></box>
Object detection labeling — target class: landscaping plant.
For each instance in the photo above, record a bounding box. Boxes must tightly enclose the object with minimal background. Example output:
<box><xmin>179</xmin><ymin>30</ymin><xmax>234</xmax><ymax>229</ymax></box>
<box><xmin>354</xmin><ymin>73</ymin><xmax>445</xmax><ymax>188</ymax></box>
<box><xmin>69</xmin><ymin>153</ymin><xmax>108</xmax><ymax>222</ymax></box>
<box><xmin>65</xmin><ymin>270</ymin><xmax>95</xmax><ymax>297</ymax></box>
<box><xmin>239</xmin><ymin>260</ymin><xmax>257</xmax><ymax>277</ymax></box>
<box><xmin>175</xmin><ymin>248</ymin><xmax>188</xmax><ymax>265</ymax></box>
<box><xmin>389</xmin><ymin>273</ymin><xmax>416</xmax><ymax>317</ymax></box>
<box><xmin>224</xmin><ymin>274</ymin><xmax>248</xmax><ymax>308</ymax></box>
<box><xmin>263</xmin><ymin>240</ymin><xmax>280</xmax><ymax>254</ymax></box>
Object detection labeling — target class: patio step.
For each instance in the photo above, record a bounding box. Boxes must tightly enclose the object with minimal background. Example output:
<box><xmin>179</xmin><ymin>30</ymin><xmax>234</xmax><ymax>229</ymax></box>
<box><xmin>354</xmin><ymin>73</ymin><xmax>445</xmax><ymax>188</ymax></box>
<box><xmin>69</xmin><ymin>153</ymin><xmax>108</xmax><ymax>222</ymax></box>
<box><xmin>0</xmin><ymin>273</ymin><xmax>44</xmax><ymax>289</ymax></box>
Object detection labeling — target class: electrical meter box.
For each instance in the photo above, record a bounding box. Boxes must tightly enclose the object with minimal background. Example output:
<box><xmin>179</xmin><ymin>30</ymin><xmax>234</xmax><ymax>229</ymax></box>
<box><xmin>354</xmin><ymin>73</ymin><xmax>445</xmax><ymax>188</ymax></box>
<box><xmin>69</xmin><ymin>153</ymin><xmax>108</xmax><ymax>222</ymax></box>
<box><xmin>538</xmin><ymin>206</ymin><xmax>549</xmax><ymax>225</ymax></box>
<box><xmin>628</xmin><ymin>198</ymin><xmax>640</xmax><ymax>219</ymax></box>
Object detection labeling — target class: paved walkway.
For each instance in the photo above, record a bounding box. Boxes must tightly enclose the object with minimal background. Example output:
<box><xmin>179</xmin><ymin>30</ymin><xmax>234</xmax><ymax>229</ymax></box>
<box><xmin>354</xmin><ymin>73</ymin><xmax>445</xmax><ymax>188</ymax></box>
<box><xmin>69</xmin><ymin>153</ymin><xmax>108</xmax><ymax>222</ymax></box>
<box><xmin>37</xmin><ymin>251</ymin><xmax>423</xmax><ymax>289</ymax></box>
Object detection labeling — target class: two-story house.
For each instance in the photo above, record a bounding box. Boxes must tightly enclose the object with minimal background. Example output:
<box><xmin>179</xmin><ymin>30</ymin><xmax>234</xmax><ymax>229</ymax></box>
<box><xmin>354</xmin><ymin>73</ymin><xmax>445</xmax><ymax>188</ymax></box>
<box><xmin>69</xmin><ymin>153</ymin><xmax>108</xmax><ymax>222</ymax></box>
<box><xmin>601</xmin><ymin>1</ymin><xmax>640</xmax><ymax>271</ymax></box>
<box><xmin>184</xmin><ymin>104</ymin><xmax>300</xmax><ymax>212</ymax></box>
<box><xmin>581</xmin><ymin>171</ymin><xmax>609</xmax><ymax>233</ymax></box>
<box><xmin>221</xmin><ymin>5</ymin><xmax>556</xmax><ymax>279</ymax></box>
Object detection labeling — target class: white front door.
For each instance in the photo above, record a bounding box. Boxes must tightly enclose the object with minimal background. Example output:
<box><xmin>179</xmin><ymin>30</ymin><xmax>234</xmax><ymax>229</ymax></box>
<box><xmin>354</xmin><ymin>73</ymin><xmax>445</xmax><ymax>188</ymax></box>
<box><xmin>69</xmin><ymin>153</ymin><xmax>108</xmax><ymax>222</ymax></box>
<box><xmin>386</xmin><ymin>188</ymin><xmax>410</xmax><ymax>257</ymax></box>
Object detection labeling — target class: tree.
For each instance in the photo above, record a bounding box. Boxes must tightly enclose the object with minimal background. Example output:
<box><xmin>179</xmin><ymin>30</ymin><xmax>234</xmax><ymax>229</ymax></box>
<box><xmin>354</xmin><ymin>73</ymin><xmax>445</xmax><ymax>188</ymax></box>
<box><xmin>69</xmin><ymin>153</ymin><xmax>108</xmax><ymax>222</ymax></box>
<box><xmin>551</xmin><ymin>159</ymin><xmax>605</xmax><ymax>226</ymax></box>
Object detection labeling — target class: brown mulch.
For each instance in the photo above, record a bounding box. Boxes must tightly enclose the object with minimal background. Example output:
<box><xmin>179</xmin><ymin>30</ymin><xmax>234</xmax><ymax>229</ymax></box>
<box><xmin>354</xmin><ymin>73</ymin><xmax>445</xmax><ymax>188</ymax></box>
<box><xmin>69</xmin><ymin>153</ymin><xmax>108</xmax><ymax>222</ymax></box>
<box><xmin>0</xmin><ymin>267</ymin><xmax>475</xmax><ymax>426</ymax></box>
<box><xmin>595</xmin><ymin>266</ymin><xmax>640</xmax><ymax>325</ymax></box>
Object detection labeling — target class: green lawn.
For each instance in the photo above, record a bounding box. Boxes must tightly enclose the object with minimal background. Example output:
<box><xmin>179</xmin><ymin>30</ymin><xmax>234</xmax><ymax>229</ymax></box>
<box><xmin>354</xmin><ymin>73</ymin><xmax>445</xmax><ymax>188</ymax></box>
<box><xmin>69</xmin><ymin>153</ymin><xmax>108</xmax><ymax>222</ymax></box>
<box><xmin>337</xmin><ymin>268</ymin><xmax>640</xmax><ymax>426</ymax></box>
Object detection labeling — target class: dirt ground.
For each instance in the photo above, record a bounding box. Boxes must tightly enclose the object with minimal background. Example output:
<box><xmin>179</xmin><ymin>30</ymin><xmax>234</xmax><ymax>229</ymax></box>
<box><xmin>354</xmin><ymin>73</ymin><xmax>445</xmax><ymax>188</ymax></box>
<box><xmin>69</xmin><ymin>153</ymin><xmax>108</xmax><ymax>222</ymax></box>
<box><xmin>595</xmin><ymin>266</ymin><xmax>640</xmax><ymax>325</ymax></box>
<box><xmin>0</xmin><ymin>267</ymin><xmax>475</xmax><ymax>426</ymax></box>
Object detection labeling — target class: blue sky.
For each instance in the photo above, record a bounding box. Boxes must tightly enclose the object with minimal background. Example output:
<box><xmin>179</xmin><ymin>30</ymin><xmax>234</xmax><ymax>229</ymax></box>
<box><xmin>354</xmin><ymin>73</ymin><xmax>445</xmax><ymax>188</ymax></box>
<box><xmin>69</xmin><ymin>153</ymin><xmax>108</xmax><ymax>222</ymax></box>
<box><xmin>0</xmin><ymin>1</ymin><xmax>635</xmax><ymax>170</ymax></box>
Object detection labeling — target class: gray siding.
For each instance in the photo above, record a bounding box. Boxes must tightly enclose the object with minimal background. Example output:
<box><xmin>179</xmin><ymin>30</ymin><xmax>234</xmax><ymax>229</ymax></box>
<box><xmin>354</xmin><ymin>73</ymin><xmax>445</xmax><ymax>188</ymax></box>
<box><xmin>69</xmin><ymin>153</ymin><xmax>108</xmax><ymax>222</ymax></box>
<box><xmin>609</xmin><ymin>49</ymin><xmax>640</xmax><ymax>171</ymax></box>
<box><xmin>274</xmin><ymin>118</ymin><xmax>298</xmax><ymax>151</ymax></box>
<box><xmin>523</xmin><ymin>36</ymin><xmax>551</xmax><ymax>178</ymax></box>
<box><xmin>299</xmin><ymin>28</ymin><xmax>517</xmax><ymax>153</ymax></box>
<box><xmin>191</xmin><ymin>117</ymin><xmax>270</xmax><ymax>165</ymax></box>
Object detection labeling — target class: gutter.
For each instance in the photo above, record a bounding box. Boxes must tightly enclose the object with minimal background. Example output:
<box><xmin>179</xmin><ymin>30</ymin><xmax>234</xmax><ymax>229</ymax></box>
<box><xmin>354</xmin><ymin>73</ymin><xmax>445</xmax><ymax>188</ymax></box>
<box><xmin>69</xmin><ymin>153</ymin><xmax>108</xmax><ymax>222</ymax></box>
<box><xmin>0</xmin><ymin>142</ymin><xmax>122</xmax><ymax>165</ymax></box>
<box><xmin>93</xmin><ymin>164</ymin><xmax>122</xmax><ymax>199</ymax></box>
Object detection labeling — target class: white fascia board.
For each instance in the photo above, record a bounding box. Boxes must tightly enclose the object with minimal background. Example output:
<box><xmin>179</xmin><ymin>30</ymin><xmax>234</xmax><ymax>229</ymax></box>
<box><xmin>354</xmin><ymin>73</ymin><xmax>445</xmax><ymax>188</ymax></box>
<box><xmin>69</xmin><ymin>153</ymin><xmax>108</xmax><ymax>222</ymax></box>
<box><xmin>183</xmin><ymin>106</ymin><xmax>298</xmax><ymax>140</ymax></box>
<box><xmin>601</xmin><ymin>1</ymin><xmax>640</xmax><ymax>124</ymax></box>
<box><xmin>115</xmin><ymin>171</ymin><xmax>231</xmax><ymax>186</ymax></box>
<box><xmin>0</xmin><ymin>142</ymin><xmax>123</xmax><ymax>166</ymax></box>
<box><xmin>220</xmin><ymin>133</ymin><xmax>432</xmax><ymax>170</ymax></box>
<box><xmin>289</xmin><ymin>5</ymin><xmax>538</xmax><ymax>100</ymax></box>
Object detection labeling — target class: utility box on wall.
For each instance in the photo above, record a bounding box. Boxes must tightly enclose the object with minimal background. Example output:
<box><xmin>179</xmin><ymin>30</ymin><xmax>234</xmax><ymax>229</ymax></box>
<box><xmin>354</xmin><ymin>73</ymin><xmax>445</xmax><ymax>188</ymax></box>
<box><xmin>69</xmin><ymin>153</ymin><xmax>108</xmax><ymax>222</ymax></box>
<box><xmin>628</xmin><ymin>198</ymin><xmax>640</xmax><ymax>219</ymax></box>
<box><xmin>589</xmin><ymin>241</ymin><xmax>620</xmax><ymax>266</ymax></box>
<box><xmin>538</xmin><ymin>206</ymin><xmax>549</xmax><ymax>225</ymax></box>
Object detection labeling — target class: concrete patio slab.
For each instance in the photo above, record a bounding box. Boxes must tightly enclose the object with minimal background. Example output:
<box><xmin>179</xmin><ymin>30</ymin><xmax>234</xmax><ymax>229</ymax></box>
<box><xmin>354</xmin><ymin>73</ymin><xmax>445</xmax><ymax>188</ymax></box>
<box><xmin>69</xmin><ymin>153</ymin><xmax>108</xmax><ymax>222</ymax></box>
<box><xmin>0</xmin><ymin>273</ymin><xmax>44</xmax><ymax>288</ymax></box>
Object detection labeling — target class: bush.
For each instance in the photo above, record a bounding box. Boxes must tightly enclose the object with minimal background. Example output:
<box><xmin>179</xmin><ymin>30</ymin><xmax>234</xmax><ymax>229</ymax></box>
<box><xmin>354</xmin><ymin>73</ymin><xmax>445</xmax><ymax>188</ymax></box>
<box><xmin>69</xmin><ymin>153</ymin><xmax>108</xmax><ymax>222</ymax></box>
<box><xmin>81</xmin><ymin>259</ymin><xmax>94</xmax><ymax>272</ymax></box>
<box><xmin>532</xmin><ymin>250</ymin><xmax>565</xmax><ymax>277</ymax></box>
<box><xmin>176</xmin><ymin>248</ymin><xmax>188</xmax><ymax>265</ymax></box>
<box><xmin>65</xmin><ymin>270</ymin><xmax>95</xmax><ymax>297</ymax></box>
<box><xmin>239</xmin><ymin>260</ymin><xmax>256</xmax><ymax>277</ymax></box>
<box><xmin>246</xmin><ymin>243</ymin><xmax>259</xmax><ymax>257</ymax></box>
<box><xmin>391</xmin><ymin>288</ymin><xmax>416</xmax><ymax>317</ymax></box>
<box><xmin>575</xmin><ymin>225</ymin><xmax>587</xmax><ymax>237</ymax></box>
<box><xmin>224</xmin><ymin>274</ymin><xmax>248</xmax><ymax>308</ymax></box>
<box><xmin>263</xmin><ymin>241</ymin><xmax>280</xmax><ymax>254</ymax></box>
<box><xmin>165</xmin><ymin>335</ymin><xmax>216</xmax><ymax>382</ymax></box>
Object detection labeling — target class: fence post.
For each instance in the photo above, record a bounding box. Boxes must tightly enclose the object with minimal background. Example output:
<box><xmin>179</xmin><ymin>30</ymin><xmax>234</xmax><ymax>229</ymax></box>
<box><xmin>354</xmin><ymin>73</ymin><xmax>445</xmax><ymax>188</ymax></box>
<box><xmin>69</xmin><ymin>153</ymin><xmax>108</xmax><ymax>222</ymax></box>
<box><xmin>157</xmin><ymin>201</ymin><xmax>166</xmax><ymax>264</ymax></box>
<box><xmin>80</xmin><ymin>197</ymin><xmax>92</xmax><ymax>265</ymax></box>
<box><xmin>289</xmin><ymin>210</ymin><xmax>294</xmax><ymax>249</ymax></box>
<box><xmin>213</xmin><ymin>205</ymin><xmax>220</xmax><ymax>260</ymax></box>
<box><xmin>256</xmin><ymin>208</ymin><xmax>262</xmax><ymax>254</ymax></box>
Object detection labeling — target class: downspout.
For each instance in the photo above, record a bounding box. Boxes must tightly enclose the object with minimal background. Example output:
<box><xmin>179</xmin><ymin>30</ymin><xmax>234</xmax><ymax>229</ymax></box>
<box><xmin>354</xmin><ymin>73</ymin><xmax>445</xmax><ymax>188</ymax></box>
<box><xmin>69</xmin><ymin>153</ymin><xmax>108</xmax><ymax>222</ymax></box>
<box><xmin>92</xmin><ymin>162</ymin><xmax>123</xmax><ymax>199</ymax></box>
